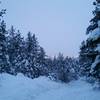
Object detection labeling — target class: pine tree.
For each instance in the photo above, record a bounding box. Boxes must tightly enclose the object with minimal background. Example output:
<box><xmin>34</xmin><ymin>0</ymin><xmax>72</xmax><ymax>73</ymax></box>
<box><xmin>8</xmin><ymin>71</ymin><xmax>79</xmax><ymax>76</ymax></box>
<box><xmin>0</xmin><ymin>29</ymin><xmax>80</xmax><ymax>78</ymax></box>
<box><xmin>79</xmin><ymin>41</ymin><xmax>93</xmax><ymax>77</ymax></box>
<box><xmin>46</xmin><ymin>53</ymin><xmax>79</xmax><ymax>82</ymax></box>
<box><xmin>63</xmin><ymin>56</ymin><xmax>78</xmax><ymax>81</ymax></box>
<box><xmin>36</xmin><ymin>47</ymin><xmax>47</xmax><ymax>76</ymax></box>
<box><xmin>7</xmin><ymin>26</ymin><xmax>16</xmax><ymax>74</ymax></box>
<box><xmin>52</xmin><ymin>53</ymin><xmax>71</xmax><ymax>82</ymax></box>
<box><xmin>24</xmin><ymin>32</ymin><xmax>39</xmax><ymax>78</ymax></box>
<box><xmin>45</xmin><ymin>57</ymin><xmax>53</xmax><ymax>76</ymax></box>
<box><xmin>0</xmin><ymin>9</ymin><xmax>9</xmax><ymax>73</ymax></box>
<box><xmin>7</xmin><ymin>26</ymin><xmax>24</xmax><ymax>75</ymax></box>
<box><xmin>56</xmin><ymin>53</ymin><xmax>66</xmax><ymax>82</ymax></box>
<box><xmin>79</xmin><ymin>0</ymin><xmax>100</xmax><ymax>82</ymax></box>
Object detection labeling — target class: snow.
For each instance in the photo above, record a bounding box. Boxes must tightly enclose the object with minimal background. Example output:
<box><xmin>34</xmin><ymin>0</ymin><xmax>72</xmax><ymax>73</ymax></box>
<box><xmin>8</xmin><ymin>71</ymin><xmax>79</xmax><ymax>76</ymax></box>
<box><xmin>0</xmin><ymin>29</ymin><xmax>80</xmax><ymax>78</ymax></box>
<box><xmin>0</xmin><ymin>73</ymin><xmax>100</xmax><ymax>100</ymax></box>
<box><xmin>95</xmin><ymin>44</ymin><xmax>100</xmax><ymax>52</ymax></box>
<box><xmin>91</xmin><ymin>43</ymin><xmax>100</xmax><ymax>72</ymax></box>
<box><xmin>90</xmin><ymin>55</ymin><xmax>100</xmax><ymax>73</ymax></box>
<box><xmin>98</xmin><ymin>21</ymin><xmax>100</xmax><ymax>27</ymax></box>
<box><xmin>87</xmin><ymin>27</ymin><xmax>100</xmax><ymax>41</ymax></box>
<box><xmin>97</xmin><ymin>4</ymin><xmax>100</xmax><ymax>11</ymax></box>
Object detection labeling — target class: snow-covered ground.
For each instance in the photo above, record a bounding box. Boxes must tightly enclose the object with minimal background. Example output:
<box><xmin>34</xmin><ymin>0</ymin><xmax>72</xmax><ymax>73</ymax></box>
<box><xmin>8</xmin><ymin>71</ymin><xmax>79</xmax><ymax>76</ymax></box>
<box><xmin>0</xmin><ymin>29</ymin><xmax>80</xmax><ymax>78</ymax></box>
<box><xmin>0</xmin><ymin>73</ymin><xmax>100</xmax><ymax>100</ymax></box>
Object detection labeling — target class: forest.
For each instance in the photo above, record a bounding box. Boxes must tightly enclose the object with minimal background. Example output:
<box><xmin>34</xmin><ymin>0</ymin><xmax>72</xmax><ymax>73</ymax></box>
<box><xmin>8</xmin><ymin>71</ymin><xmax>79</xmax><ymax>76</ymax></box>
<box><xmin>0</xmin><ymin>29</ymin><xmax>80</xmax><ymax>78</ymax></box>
<box><xmin>0</xmin><ymin>0</ymin><xmax>100</xmax><ymax>85</ymax></box>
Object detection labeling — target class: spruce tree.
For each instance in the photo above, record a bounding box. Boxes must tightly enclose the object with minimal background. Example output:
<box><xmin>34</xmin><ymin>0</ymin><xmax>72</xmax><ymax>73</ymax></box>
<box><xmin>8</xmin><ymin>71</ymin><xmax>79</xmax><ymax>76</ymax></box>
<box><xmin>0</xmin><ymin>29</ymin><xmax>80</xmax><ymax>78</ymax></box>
<box><xmin>52</xmin><ymin>53</ymin><xmax>72</xmax><ymax>82</ymax></box>
<box><xmin>7</xmin><ymin>26</ymin><xmax>24</xmax><ymax>75</ymax></box>
<box><xmin>36</xmin><ymin>47</ymin><xmax>47</xmax><ymax>76</ymax></box>
<box><xmin>25</xmin><ymin>32</ymin><xmax>39</xmax><ymax>78</ymax></box>
<box><xmin>79</xmin><ymin>0</ymin><xmax>100</xmax><ymax>82</ymax></box>
<box><xmin>0</xmin><ymin>9</ymin><xmax>9</xmax><ymax>73</ymax></box>
<box><xmin>79</xmin><ymin>41</ymin><xmax>93</xmax><ymax>77</ymax></box>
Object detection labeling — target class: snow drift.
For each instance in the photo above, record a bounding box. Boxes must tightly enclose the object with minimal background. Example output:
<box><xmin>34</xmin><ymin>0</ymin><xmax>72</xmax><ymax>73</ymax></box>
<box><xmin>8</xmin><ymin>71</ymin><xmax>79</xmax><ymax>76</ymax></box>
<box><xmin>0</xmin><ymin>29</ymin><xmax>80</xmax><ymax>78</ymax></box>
<box><xmin>0</xmin><ymin>73</ymin><xmax>100</xmax><ymax>100</ymax></box>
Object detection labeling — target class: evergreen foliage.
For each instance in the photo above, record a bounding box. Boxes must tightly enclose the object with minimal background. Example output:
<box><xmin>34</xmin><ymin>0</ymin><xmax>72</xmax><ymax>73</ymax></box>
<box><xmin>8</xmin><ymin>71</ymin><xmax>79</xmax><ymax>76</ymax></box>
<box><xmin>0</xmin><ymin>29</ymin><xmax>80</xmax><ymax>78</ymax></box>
<box><xmin>79</xmin><ymin>0</ymin><xmax>100</xmax><ymax>82</ymax></box>
<box><xmin>0</xmin><ymin>9</ymin><xmax>10</xmax><ymax>73</ymax></box>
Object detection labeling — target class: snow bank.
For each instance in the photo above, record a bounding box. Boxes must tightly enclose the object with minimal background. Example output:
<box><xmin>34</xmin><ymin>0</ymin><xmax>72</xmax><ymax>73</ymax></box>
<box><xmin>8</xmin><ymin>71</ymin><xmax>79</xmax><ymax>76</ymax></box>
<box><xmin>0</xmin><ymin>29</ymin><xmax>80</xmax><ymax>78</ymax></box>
<box><xmin>0</xmin><ymin>73</ymin><xmax>100</xmax><ymax>100</ymax></box>
<box><xmin>0</xmin><ymin>73</ymin><xmax>61</xmax><ymax>100</ymax></box>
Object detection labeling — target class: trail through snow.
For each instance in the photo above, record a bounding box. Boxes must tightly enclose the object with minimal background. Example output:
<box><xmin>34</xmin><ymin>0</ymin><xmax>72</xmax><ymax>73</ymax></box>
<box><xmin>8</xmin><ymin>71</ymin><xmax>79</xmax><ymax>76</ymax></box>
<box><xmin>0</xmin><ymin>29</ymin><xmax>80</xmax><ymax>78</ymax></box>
<box><xmin>0</xmin><ymin>73</ymin><xmax>100</xmax><ymax>100</ymax></box>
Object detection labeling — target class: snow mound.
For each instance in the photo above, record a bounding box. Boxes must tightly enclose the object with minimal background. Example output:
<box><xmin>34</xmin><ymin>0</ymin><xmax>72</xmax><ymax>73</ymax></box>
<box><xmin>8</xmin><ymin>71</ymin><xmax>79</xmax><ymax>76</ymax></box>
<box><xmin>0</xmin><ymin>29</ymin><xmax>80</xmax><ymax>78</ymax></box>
<box><xmin>0</xmin><ymin>73</ymin><xmax>61</xmax><ymax>100</ymax></box>
<box><xmin>0</xmin><ymin>73</ymin><xmax>100</xmax><ymax>100</ymax></box>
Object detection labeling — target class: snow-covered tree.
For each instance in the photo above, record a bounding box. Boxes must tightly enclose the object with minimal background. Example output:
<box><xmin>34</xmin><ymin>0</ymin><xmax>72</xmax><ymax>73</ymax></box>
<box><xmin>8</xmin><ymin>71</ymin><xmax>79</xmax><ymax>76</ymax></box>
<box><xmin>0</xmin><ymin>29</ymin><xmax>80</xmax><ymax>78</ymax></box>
<box><xmin>0</xmin><ymin>9</ymin><xmax>10</xmax><ymax>73</ymax></box>
<box><xmin>48</xmin><ymin>53</ymin><xmax>79</xmax><ymax>82</ymax></box>
<box><xmin>79</xmin><ymin>0</ymin><xmax>100</xmax><ymax>82</ymax></box>
<box><xmin>36</xmin><ymin>47</ymin><xmax>47</xmax><ymax>76</ymax></box>
<box><xmin>79</xmin><ymin>41</ymin><xmax>93</xmax><ymax>77</ymax></box>
<box><xmin>54</xmin><ymin>53</ymin><xmax>66</xmax><ymax>82</ymax></box>
<box><xmin>7</xmin><ymin>26</ymin><xmax>25</xmax><ymax>75</ymax></box>
<box><xmin>24</xmin><ymin>32</ymin><xmax>39</xmax><ymax>78</ymax></box>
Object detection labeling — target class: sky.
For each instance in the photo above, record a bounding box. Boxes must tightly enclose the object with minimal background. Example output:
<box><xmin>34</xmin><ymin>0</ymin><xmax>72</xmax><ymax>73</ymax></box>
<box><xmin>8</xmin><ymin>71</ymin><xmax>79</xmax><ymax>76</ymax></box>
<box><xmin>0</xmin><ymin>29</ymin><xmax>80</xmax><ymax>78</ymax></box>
<box><xmin>1</xmin><ymin>0</ymin><xmax>94</xmax><ymax>57</ymax></box>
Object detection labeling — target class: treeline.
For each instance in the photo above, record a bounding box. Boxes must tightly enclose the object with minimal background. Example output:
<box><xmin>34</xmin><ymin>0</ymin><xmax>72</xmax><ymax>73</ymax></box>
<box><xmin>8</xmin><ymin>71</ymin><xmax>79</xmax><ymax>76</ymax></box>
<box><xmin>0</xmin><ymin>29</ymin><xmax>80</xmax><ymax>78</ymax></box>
<box><xmin>0</xmin><ymin>8</ymin><xmax>79</xmax><ymax>83</ymax></box>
